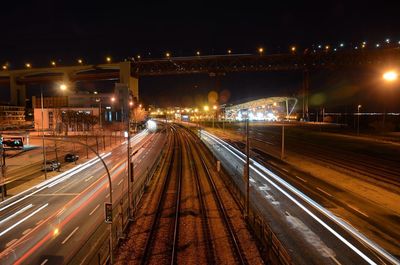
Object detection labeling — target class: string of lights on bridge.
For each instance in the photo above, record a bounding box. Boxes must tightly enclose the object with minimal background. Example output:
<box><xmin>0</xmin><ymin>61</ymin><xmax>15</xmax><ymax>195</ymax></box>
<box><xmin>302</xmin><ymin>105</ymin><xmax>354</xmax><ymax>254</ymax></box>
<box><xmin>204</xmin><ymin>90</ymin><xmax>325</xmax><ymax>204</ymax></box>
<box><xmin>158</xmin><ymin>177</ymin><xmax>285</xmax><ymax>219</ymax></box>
<box><xmin>1</xmin><ymin>38</ymin><xmax>400</xmax><ymax>71</ymax></box>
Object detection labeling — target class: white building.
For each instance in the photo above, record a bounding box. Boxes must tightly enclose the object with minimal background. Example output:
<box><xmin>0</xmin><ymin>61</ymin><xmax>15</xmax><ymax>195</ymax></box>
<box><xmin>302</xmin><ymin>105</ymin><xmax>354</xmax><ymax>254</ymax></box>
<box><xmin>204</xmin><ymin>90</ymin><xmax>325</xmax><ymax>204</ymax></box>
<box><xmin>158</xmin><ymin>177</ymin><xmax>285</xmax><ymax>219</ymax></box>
<box><xmin>34</xmin><ymin>107</ymin><xmax>100</xmax><ymax>133</ymax></box>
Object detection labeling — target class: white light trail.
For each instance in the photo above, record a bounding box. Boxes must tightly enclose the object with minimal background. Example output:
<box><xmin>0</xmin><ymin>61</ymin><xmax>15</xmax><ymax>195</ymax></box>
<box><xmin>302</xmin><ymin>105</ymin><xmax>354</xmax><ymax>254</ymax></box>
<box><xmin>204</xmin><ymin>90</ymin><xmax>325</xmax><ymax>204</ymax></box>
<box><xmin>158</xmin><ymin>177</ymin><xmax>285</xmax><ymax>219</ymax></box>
<box><xmin>0</xmin><ymin>153</ymin><xmax>110</xmax><ymax>212</ymax></box>
<box><xmin>0</xmin><ymin>203</ymin><xmax>49</xmax><ymax>237</ymax></box>
<box><xmin>202</xmin><ymin>130</ymin><xmax>400</xmax><ymax>265</ymax></box>
<box><xmin>0</xmin><ymin>204</ymin><xmax>33</xmax><ymax>225</ymax></box>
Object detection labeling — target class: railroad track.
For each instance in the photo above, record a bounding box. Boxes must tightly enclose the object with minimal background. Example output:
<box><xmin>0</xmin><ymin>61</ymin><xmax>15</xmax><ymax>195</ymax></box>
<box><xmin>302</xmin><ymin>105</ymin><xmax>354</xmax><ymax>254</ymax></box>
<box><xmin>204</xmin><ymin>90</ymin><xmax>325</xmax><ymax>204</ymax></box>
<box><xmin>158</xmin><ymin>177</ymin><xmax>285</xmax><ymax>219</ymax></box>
<box><xmin>126</xmin><ymin>125</ymin><xmax>262</xmax><ymax>265</ymax></box>
<box><xmin>184</xmin><ymin>128</ymin><xmax>248</xmax><ymax>265</ymax></box>
<box><xmin>140</xmin><ymin>126</ymin><xmax>182</xmax><ymax>265</ymax></box>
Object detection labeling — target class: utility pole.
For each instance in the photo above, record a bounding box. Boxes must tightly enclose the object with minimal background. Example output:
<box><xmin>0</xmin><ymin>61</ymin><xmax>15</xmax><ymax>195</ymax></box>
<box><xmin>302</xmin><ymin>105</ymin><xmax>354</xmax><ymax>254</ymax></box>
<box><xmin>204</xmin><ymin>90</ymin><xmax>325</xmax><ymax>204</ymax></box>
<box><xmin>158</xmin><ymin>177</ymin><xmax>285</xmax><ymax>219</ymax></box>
<box><xmin>357</xmin><ymin>105</ymin><xmax>362</xmax><ymax>136</ymax></box>
<box><xmin>281</xmin><ymin>124</ymin><xmax>285</xmax><ymax>160</ymax></box>
<box><xmin>0</xmin><ymin>139</ymin><xmax>5</xmax><ymax>200</ymax></box>
<box><xmin>244</xmin><ymin>112</ymin><xmax>250</xmax><ymax>218</ymax></box>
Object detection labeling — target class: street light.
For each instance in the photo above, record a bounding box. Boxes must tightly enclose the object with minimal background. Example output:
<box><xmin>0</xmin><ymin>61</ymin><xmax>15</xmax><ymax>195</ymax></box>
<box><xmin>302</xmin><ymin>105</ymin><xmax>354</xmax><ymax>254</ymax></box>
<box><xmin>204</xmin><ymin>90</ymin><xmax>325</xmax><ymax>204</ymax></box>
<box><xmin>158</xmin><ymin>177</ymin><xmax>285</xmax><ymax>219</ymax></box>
<box><xmin>166</xmin><ymin>52</ymin><xmax>171</xmax><ymax>58</ymax></box>
<box><xmin>357</xmin><ymin>104</ymin><xmax>362</xmax><ymax>136</ymax></box>
<box><xmin>25</xmin><ymin>63</ymin><xmax>31</xmax><ymax>68</ymax></box>
<box><xmin>212</xmin><ymin>105</ymin><xmax>217</xmax><ymax>128</ymax></box>
<box><xmin>258</xmin><ymin>47</ymin><xmax>264</xmax><ymax>54</ymax></box>
<box><xmin>40</xmin><ymin>88</ymin><xmax>48</xmax><ymax>180</ymax></box>
<box><xmin>77</xmin><ymin>59</ymin><xmax>83</xmax><ymax>65</ymax></box>
<box><xmin>51</xmin><ymin>61</ymin><xmax>56</xmax><ymax>67</ymax></box>
<box><xmin>383</xmin><ymin>71</ymin><xmax>398</xmax><ymax>82</ymax></box>
<box><xmin>106</xmin><ymin>57</ymin><xmax>111</xmax><ymax>63</ymax></box>
<box><xmin>60</xmin><ymin>84</ymin><xmax>67</xmax><ymax>91</ymax></box>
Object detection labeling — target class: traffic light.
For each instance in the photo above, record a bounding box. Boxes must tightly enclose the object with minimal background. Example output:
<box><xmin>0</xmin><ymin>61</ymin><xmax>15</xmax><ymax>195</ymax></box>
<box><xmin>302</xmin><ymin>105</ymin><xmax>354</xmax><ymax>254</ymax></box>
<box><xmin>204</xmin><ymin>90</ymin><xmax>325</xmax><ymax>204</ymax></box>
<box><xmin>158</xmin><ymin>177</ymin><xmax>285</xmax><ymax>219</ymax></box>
<box><xmin>104</xmin><ymin>202</ymin><xmax>113</xmax><ymax>223</ymax></box>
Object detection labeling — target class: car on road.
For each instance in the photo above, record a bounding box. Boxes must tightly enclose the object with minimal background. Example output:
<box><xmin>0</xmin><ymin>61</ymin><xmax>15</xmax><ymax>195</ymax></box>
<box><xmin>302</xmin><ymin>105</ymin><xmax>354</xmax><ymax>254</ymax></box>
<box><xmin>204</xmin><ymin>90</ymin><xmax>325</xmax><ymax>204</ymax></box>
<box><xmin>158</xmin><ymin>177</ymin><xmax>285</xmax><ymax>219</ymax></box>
<box><xmin>42</xmin><ymin>160</ymin><xmax>61</xmax><ymax>171</ymax></box>
<box><xmin>65</xmin><ymin>153</ymin><xmax>79</xmax><ymax>162</ymax></box>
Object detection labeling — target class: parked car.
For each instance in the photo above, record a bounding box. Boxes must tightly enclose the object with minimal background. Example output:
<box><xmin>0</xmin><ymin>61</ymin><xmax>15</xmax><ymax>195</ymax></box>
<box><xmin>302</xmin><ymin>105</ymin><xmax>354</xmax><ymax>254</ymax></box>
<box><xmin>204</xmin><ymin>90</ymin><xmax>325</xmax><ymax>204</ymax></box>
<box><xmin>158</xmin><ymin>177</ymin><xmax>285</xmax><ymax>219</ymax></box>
<box><xmin>65</xmin><ymin>153</ymin><xmax>79</xmax><ymax>162</ymax></box>
<box><xmin>42</xmin><ymin>160</ymin><xmax>61</xmax><ymax>171</ymax></box>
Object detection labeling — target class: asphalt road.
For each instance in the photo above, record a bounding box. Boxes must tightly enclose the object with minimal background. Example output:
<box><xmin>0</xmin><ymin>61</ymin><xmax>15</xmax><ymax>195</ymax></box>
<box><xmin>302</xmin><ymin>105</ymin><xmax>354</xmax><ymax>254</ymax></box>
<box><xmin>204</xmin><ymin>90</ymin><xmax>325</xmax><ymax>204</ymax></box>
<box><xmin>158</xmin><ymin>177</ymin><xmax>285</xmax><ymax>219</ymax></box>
<box><xmin>0</xmin><ymin>128</ymin><xmax>166</xmax><ymax>265</ymax></box>
<box><xmin>200</xmin><ymin>130</ymin><xmax>400</xmax><ymax>265</ymax></box>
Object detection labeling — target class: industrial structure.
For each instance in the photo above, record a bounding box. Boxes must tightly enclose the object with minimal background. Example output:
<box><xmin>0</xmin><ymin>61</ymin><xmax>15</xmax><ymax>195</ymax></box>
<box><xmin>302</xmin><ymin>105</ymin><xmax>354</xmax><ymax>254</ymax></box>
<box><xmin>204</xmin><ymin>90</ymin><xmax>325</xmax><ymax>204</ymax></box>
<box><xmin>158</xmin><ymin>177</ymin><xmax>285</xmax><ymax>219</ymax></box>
<box><xmin>224</xmin><ymin>97</ymin><xmax>298</xmax><ymax>121</ymax></box>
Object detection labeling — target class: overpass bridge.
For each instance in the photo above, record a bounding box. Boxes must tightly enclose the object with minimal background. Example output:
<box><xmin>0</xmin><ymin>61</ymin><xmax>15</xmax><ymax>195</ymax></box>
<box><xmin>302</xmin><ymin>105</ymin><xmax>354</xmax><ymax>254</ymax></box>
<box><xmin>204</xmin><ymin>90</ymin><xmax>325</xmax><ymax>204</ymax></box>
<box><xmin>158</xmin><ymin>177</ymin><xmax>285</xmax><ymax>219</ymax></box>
<box><xmin>1</xmin><ymin>48</ymin><xmax>399</xmax><ymax>106</ymax></box>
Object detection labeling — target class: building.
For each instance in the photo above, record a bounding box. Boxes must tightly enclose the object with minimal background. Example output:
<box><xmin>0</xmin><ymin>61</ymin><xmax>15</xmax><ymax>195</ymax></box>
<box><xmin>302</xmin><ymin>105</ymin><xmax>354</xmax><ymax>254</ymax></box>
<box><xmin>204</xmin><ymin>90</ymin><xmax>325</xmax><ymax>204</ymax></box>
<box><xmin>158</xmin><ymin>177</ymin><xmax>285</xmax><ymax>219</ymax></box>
<box><xmin>0</xmin><ymin>106</ymin><xmax>28</xmax><ymax>129</ymax></box>
<box><xmin>224</xmin><ymin>97</ymin><xmax>298</xmax><ymax>121</ymax></box>
<box><xmin>33</xmin><ymin>107</ymin><xmax>100</xmax><ymax>133</ymax></box>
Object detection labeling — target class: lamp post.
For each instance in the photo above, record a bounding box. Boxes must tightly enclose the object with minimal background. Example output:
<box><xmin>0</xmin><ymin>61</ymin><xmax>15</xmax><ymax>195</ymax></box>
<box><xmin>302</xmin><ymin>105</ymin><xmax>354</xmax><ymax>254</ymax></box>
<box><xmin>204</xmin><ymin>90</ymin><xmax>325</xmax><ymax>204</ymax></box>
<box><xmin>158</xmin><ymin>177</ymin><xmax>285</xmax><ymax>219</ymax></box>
<box><xmin>244</xmin><ymin>110</ymin><xmax>250</xmax><ymax>218</ymax></box>
<box><xmin>357</xmin><ymin>104</ymin><xmax>362</xmax><ymax>136</ymax></box>
<box><xmin>212</xmin><ymin>105</ymin><xmax>217</xmax><ymax>128</ymax></box>
<box><xmin>40</xmin><ymin>87</ymin><xmax>48</xmax><ymax>180</ymax></box>
<box><xmin>47</xmin><ymin>136</ymin><xmax>114</xmax><ymax>263</ymax></box>
<box><xmin>127</xmin><ymin>100</ymin><xmax>134</xmax><ymax>220</ymax></box>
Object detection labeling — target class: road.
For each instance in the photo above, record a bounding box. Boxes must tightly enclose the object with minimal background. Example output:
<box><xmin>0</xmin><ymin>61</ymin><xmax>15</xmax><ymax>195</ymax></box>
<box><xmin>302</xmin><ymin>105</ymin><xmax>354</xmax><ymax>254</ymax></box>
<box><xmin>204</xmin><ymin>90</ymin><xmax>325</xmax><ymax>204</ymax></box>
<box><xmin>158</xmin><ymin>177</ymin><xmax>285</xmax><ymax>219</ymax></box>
<box><xmin>200</xmin><ymin>129</ymin><xmax>400</xmax><ymax>265</ymax></box>
<box><xmin>0</xmin><ymin>127</ymin><xmax>166</xmax><ymax>265</ymax></box>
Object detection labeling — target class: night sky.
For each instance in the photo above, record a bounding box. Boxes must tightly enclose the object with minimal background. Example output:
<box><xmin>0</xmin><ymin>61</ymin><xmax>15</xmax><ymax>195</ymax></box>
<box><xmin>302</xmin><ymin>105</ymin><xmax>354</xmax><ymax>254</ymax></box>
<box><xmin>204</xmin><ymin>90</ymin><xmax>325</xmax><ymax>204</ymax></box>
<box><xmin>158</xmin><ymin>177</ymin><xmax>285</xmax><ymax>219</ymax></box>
<box><xmin>1</xmin><ymin>1</ymin><xmax>400</xmax><ymax>110</ymax></box>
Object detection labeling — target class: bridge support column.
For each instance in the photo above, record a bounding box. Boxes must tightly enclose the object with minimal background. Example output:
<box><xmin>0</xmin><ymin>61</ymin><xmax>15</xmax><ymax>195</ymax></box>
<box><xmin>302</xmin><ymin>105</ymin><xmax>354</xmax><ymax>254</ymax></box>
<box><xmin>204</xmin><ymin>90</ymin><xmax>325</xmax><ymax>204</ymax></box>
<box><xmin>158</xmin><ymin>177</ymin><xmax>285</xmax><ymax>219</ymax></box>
<box><xmin>10</xmin><ymin>75</ymin><xmax>26</xmax><ymax>106</ymax></box>
<box><xmin>119</xmin><ymin>62</ymin><xmax>138</xmax><ymax>102</ymax></box>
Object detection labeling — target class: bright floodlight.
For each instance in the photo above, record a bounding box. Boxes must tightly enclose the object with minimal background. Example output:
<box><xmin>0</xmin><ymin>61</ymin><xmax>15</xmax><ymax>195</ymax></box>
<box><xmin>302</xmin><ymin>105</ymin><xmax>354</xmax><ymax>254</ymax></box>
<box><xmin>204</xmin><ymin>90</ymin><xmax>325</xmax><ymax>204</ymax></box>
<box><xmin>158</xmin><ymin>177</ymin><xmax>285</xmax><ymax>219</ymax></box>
<box><xmin>383</xmin><ymin>71</ymin><xmax>398</xmax><ymax>82</ymax></box>
<box><xmin>204</xmin><ymin>105</ymin><xmax>209</xmax><ymax>111</ymax></box>
<box><xmin>146</xmin><ymin>120</ymin><xmax>157</xmax><ymax>132</ymax></box>
<box><xmin>60</xmin><ymin>84</ymin><xmax>67</xmax><ymax>90</ymax></box>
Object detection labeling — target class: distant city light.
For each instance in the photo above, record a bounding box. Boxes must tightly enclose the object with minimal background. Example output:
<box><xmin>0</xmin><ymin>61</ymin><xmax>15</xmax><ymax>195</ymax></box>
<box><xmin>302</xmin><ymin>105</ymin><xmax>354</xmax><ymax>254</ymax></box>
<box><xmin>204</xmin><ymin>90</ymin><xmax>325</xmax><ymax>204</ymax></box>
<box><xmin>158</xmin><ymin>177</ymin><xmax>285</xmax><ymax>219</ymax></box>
<box><xmin>213</xmin><ymin>105</ymin><xmax>217</xmax><ymax>110</ymax></box>
<box><xmin>291</xmin><ymin>46</ymin><xmax>296</xmax><ymax>52</ymax></box>
<box><xmin>196</xmin><ymin>51</ymin><xmax>200</xmax><ymax>56</ymax></box>
<box><xmin>137</xmin><ymin>55</ymin><xmax>141</xmax><ymax>59</ymax></box>
<box><xmin>166</xmin><ymin>52</ymin><xmax>171</xmax><ymax>58</ymax></box>
<box><xmin>385</xmin><ymin>38</ymin><xmax>390</xmax><ymax>43</ymax></box>
<box><xmin>25</xmin><ymin>63</ymin><xmax>31</xmax><ymax>68</ymax></box>
<box><xmin>106</xmin><ymin>56</ymin><xmax>111</xmax><ymax>63</ymax></box>
<box><xmin>51</xmin><ymin>61</ymin><xmax>56</xmax><ymax>66</ymax></box>
<box><xmin>2</xmin><ymin>65</ymin><xmax>7</xmax><ymax>70</ymax></box>
<box><xmin>204</xmin><ymin>105</ymin><xmax>209</xmax><ymax>111</ymax></box>
<box><xmin>111</xmin><ymin>97</ymin><xmax>116</xmax><ymax>102</ymax></box>
<box><xmin>376</xmin><ymin>43</ymin><xmax>380</xmax><ymax>48</ymax></box>
<box><xmin>325</xmin><ymin>45</ymin><xmax>330</xmax><ymax>50</ymax></box>
<box><xmin>258</xmin><ymin>47</ymin><xmax>264</xmax><ymax>53</ymax></box>
<box><xmin>340</xmin><ymin>43</ymin><xmax>344</xmax><ymax>47</ymax></box>
<box><xmin>227</xmin><ymin>49</ymin><xmax>232</xmax><ymax>54</ymax></box>
<box><xmin>78</xmin><ymin>59</ymin><xmax>83</xmax><ymax>64</ymax></box>
<box><xmin>318</xmin><ymin>45</ymin><xmax>322</xmax><ymax>49</ymax></box>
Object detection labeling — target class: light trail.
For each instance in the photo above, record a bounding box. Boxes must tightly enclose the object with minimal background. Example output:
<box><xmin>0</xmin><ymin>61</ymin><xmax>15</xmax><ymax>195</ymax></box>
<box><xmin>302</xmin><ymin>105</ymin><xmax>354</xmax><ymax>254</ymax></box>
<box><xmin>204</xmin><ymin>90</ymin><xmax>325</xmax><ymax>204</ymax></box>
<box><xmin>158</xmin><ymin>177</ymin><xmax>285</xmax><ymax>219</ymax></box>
<box><xmin>0</xmin><ymin>204</ymin><xmax>33</xmax><ymax>225</ymax></box>
<box><xmin>202</xmin><ymin>130</ymin><xmax>400</xmax><ymax>265</ymax></box>
<box><xmin>0</xmin><ymin>153</ymin><xmax>111</xmax><ymax>213</ymax></box>
<box><xmin>0</xmin><ymin>204</ymin><xmax>49</xmax><ymax>237</ymax></box>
